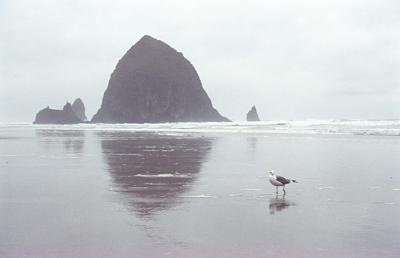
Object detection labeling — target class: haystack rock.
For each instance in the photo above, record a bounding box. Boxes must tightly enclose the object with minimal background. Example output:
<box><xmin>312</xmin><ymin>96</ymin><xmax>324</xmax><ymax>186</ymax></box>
<box><xmin>92</xmin><ymin>35</ymin><xmax>230</xmax><ymax>123</ymax></box>
<box><xmin>72</xmin><ymin>98</ymin><xmax>87</xmax><ymax>121</ymax></box>
<box><xmin>246</xmin><ymin>106</ymin><xmax>260</xmax><ymax>121</ymax></box>
<box><xmin>34</xmin><ymin>102</ymin><xmax>82</xmax><ymax>124</ymax></box>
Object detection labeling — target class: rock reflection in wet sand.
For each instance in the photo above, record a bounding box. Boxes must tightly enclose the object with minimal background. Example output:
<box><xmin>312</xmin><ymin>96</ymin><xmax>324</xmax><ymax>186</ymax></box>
<box><xmin>99</xmin><ymin>132</ymin><xmax>213</xmax><ymax>217</ymax></box>
<box><xmin>35</xmin><ymin>129</ymin><xmax>85</xmax><ymax>153</ymax></box>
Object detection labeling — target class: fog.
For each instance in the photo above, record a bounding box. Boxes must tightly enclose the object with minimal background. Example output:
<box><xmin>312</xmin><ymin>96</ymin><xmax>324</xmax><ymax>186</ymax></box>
<box><xmin>1</xmin><ymin>0</ymin><xmax>400</xmax><ymax>122</ymax></box>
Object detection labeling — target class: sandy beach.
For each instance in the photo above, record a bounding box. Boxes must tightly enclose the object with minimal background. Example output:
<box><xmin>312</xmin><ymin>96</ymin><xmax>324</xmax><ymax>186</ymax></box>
<box><xmin>1</xmin><ymin>124</ymin><xmax>400</xmax><ymax>257</ymax></box>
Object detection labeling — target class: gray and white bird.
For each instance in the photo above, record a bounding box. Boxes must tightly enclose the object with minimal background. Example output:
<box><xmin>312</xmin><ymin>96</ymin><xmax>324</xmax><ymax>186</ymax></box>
<box><xmin>269</xmin><ymin>170</ymin><xmax>297</xmax><ymax>194</ymax></box>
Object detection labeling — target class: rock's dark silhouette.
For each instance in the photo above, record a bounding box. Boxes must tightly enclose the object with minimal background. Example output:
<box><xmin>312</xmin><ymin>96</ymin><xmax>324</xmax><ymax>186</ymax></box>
<box><xmin>92</xmin><ymin>35</ymin><xmax>229</xmax><ymax>123</ymax></box>
<box><xmin>72</xmin><ymin>98</ymin><xmax>87</xmax><ymax>121</ymax></box>
<box><xmin>101</xmin><ymin>132</ymin><xmax>213</xmax><ymax>217</ymax></box>
<box><xmin>246</xmin><ymin>106</ymin><xmax>260</xmax><ymax>121</ymax></box>
<box><xmin>34</xmin><ymin>102</ymin><xmax>82</xmax><ymax>124</ymax></box>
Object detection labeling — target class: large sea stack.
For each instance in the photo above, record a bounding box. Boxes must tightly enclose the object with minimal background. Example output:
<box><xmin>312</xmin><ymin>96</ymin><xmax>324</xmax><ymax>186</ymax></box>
<box><xmin>92</xmin><ymin>35</ymin><xmax>229</xmax><ymax>123</ymax></box>
<box><xmin>246</xmin><ymin>106</ymin><xmax>260</xmax><ymax>121</ymax></box>
<box><xmin>34</xmin><ymin>102</ymin><xmax>82</xmax><ymax>124</ymax></box>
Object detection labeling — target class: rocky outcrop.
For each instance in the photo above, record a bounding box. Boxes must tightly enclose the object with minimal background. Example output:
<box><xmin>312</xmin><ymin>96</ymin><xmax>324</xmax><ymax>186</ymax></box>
<box><xmin>72</xmin><ymin>98</ymin><xmax>87</xmax><ymax>121</ymax></box>
<box><xmin>92</xmin><ymin>35</ymin><xmax>229</xmax><ymax>123</ymax></box>
<box><xmin>34</xmin><ymin>102</ymin><xmax>82</xmax><ymax>124</ymax></box>
<box><xmin>246</xmin><ymin>106</ymin><xmax>260</xmax><ymax>121</ymax></box>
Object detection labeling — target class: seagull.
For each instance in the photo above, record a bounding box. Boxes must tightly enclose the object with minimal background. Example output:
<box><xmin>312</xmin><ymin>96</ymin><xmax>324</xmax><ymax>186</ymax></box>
<box><xmin>269</xmin><ymin>170</ymin><xmax>297</xmax><ymax>194</ymax></box>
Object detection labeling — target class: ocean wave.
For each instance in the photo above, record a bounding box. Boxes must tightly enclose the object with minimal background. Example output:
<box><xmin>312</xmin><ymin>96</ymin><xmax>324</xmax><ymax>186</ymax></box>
<box><xmin>2</xmin><ymin>120</ymin><xmax>400</xmax><ymax>136</ymax></box>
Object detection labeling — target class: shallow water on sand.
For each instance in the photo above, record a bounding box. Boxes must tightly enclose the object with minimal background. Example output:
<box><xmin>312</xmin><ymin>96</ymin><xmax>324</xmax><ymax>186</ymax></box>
<box><xmin>1</xmin><ymin>126</ymin><xmax>400</xmax><ymax>257</ymax></box>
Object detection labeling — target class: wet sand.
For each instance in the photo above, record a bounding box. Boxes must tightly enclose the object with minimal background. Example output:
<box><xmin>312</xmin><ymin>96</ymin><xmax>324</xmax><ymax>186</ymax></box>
<box><xmin>1</xmin><ymin>127</ymin><xmax>400</xmax><ymax>257</ymax></box>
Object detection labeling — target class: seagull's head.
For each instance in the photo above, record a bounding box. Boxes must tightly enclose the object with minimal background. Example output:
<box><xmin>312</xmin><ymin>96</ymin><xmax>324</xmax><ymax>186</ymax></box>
<box><xmin>269</xmin><ymin>170</ymin><xmax>274</xmax><ymax>175</ymax></box>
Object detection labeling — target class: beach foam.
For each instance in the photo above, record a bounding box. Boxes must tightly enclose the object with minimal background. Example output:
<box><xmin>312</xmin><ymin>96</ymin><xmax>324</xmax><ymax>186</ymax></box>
<box><xmin>181</xmin><ymin>195</ymin><xmax>216</xmax><ymax>198</ymax></box>
<box><xmin>5</xmin><ymin>119</ymin><xmax>399</xmax><ymax>136</ymax></box>
<box><xmin>134</xmin><ymin>173</ymin><xmax>192</xmax><ymax>179</ymax></box>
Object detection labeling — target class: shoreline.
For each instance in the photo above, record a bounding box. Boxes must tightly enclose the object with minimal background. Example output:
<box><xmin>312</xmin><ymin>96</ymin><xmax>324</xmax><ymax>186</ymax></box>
<box><xmin>1</xmin><ymin>120</ymin><xmax>400</xmax><ymax>137</ymax></box>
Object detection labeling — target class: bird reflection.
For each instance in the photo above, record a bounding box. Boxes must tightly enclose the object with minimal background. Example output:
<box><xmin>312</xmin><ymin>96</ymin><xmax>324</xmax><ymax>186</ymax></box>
<box><xmin>35</xmin><ymin>129</ymin><xmax>85</xmax><ymax>153</ymax></box>
<box><xmin>269</xmin><ymin>194</ymin><xmax>296</xmax><ymax>215</ymax></box>
<box><xmin>99</xmin><ymin>132</ymin><xmax>213</xmax><ymax>218</ymax></box>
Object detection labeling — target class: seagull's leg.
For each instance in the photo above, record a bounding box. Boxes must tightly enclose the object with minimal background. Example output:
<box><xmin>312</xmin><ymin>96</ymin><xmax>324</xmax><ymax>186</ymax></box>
<box><xmin>276</xmin><ymin>186</ymin><xmax>278</xmax><ymax>194</ymax></box>
<box><xmin>283</xmin><ymin>185</ymin><xmax>286</xmax><ymax>194</ymax></box>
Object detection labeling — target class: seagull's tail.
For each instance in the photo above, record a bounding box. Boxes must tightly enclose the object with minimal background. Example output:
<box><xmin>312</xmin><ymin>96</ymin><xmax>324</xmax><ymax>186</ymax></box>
<box><xmin>291</xmin><ymin>179</ymin><xmax>298</xmax><ymax>183</ymax></box>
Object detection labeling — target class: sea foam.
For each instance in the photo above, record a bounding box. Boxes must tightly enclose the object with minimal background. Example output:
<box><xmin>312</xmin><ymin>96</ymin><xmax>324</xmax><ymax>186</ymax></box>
<box><xmin>2</xmin><ymin>120</ymin><xmax>400</xmax><ymax>136</ymax></box>
<box><xmin>134</xmin><ymin>173</ymin><xmax>192</xmax><ymax>179</ymax></box>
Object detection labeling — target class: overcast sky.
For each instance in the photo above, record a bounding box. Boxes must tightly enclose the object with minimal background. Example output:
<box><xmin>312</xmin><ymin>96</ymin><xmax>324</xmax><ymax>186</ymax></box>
<box><xmin>1</xmin><ymin>0</ymin><xmax>400</xmax><ymax>122</ymax></box>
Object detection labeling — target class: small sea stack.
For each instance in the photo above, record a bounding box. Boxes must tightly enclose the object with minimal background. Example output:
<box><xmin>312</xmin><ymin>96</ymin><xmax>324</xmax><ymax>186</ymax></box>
<box><xmin>34</xmin><ymin>102</ymin><xmax>82</xmax><ymax>124</ymax></box>
<box><xmin>246</xmin><ymin>105</ymin><xmax>260</xmax><ymax>121</ymax></box>
<box><xmin>71</xmin><ymin>98</ymin><xmax>87</xmax><ymax>121</ymax></box>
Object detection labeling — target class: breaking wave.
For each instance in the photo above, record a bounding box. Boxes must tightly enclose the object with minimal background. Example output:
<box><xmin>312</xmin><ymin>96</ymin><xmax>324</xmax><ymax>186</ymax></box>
<box><xmin>3</xmin><ymin>119</ymin><xmax>400</xmax><ymax>136</ymax></box>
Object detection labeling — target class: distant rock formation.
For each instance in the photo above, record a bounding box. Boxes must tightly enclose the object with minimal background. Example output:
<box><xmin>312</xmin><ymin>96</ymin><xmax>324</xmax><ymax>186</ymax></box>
<box><xmin>92</xmin><ymin>35</ymin><xmax>230</xmax><ymax>123</ymax></box>
<box><xmin>34</xmin><ymin>102</ymin><xmax>82</xmax><ymax>124</ymax></box>
<box><xmin>246</xmin><ymin>106</ymin><xmax>260</xmax><ymax>121</ymax></box>
<box><xmin>72</xmin><ymin>98</ymin><xmax>87</xmax><ymax>121</ymax></box>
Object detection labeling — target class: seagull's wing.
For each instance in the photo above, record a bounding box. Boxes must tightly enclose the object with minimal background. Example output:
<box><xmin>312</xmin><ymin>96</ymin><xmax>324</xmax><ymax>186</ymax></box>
<box><xmin>276</xmin><ymin>175</ymin><xmax>291</xmax><ymax>185</ymax></box>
